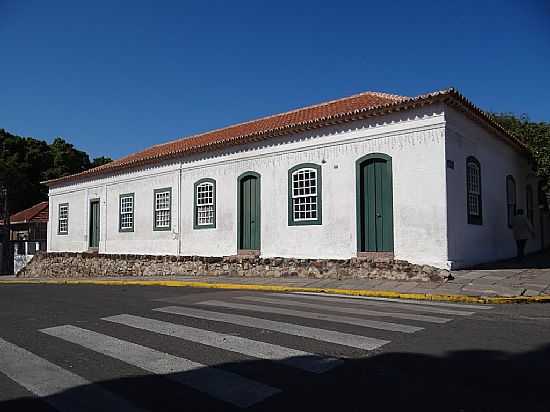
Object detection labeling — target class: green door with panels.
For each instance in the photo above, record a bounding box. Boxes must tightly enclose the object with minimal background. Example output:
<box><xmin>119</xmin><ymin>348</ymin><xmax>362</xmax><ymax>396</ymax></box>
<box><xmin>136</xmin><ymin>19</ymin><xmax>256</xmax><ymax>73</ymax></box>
<box><xmin>238</xmin><ymin>173</ymin><xmax>261</xmax><ymax>250</ymax></box>
<box><xmin>89</xmin><ymin>200</ymin><xmax>100</xmax><ymax>249</ymax></box>
<box><xmin>357</xmin><ymin>154</ymin><xmax>394</xmax><ymax>252</ymax></box>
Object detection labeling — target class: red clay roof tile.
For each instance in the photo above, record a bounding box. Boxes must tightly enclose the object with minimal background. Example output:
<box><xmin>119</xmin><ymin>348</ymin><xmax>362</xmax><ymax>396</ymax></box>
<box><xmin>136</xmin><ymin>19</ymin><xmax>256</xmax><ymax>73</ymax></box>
<box><xmin>8</xmin><ymin>201</ymin><xmax>49</xmax><ymax>224</ymax></box>
<box><xmin>44</xmin><ymin>88</ymin><xmax>527</xmax><ymax>186</ymax></box>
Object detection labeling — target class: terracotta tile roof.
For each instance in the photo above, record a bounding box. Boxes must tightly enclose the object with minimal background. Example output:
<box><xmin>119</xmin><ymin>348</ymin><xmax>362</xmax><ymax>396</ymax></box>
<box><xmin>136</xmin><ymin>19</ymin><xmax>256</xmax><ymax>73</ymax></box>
<box><xmin>45</xmin><ymin>88</ymin><xmax>528</xmax><ymax>187</ymax></box>
<box><xmin>8</xmin><ymin>201</ymin><xmax>49</xmax><ymax>224</ymax></box>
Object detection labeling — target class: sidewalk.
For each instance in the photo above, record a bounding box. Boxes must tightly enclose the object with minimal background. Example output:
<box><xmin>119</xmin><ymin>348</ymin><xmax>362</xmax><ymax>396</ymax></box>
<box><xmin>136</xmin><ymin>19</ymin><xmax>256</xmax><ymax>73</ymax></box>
<box><xmin>2</xmin><ymin>251</ymin><xmax>549</xmax><ymax>304</ymax></box>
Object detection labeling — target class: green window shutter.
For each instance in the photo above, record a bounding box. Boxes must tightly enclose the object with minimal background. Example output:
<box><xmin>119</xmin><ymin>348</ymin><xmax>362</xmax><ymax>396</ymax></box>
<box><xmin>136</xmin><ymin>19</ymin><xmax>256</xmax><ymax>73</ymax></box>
<box><xmin>194</xmin><ymin>178</ymin><xmax>216</xmax><ymax>229</ymax></box>
<box><xmin>466</xmin><ymin>156</ymin><xmax>483</xmax><ymax>225</ymax></box>
<box><xmin>153</xmin><ymin>187</ymin><xmax>172</xmax><ymax>231</ymax></box>
<box><xmin>287</xmin><ymin>163</ymin><xmax>322</xmax><ymax>226</ymax></box>
<box><xmin>506</xmin><ymin>175</ymin><xmax>516</xmax><ymax>228</ymax></box>
<box><xmin>119</xmin><ymin>193</ymin><xmax>135</xmax><ymax>232</ymax></box>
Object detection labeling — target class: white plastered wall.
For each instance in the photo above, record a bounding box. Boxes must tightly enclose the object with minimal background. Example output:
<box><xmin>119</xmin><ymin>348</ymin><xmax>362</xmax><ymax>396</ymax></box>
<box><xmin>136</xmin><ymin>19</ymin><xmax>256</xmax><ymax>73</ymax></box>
<box><xmin>48</xmin><ymin>105</ymin><xmax>450</xmax><ymax>268</ymax></box>
<box><xmin>445</xmin><ymin>107</ymin><xmax>546</xmax><ymax>268</ymax></box>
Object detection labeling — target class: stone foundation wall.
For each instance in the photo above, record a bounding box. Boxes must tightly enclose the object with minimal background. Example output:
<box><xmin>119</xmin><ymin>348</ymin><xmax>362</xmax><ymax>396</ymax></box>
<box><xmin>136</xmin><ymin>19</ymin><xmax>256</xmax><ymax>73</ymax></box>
<box><xmin>19</xmin><ymin>252</ymin><xmax>450</xmax><ymax>282</ymax></box>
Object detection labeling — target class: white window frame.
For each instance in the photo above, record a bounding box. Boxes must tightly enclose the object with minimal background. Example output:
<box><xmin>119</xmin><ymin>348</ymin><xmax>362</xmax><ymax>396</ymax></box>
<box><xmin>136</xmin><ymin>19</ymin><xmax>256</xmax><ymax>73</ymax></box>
<box><xmin>153</xmin><ymin>188</ymin><xmax>172</xmax><ymax>231</ymax></box>
<box><xmin>194</xmin><ymin>179</ymin><xmax>216</xmax><ymax>229</ymax></box>
<box><xmin>288</xmin><ymin>164</ymin><xmax>322</xmax><ymax>226</ymax></box>
<box><xmin>119</xmin><ymin>193</ymin><xmax>134</xmax><ymax>232</ymax></box>
<box><xmin>58</xmin><ymin>203</ymin><xmax>69</xmax><ymax>235</ymax></box>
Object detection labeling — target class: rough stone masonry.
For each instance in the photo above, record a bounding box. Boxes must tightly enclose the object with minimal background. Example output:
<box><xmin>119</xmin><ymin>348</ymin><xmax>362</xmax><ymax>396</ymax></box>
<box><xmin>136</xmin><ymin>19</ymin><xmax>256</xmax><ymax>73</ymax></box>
<box><xmin>19</xmin><ymin>252</ymin><xmax>450</xmax><ymax>282</ymax></box>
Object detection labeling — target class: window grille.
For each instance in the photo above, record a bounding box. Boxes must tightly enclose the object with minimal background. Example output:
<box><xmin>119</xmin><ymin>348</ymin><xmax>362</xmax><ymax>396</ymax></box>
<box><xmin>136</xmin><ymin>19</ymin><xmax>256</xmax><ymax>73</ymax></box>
<box><xmin>196</xmin><ymin>181</ymin><xmax>215</xmax><ymax>227</ymax></box>
<box><xmin>58</xmin><ymin>204</ymin><xmax>69</xmax><ymax>234</ymax></box>
<box><xmin>288</xmin><ymin>164</ymin><xmax>322</xmax><ymax>225</ymax></box>
<box><xmin>154</xmin><ymin>189</ymin><xmax>171</xmax><ymax>230</ymax></box>
<box><xmin>119</xmin><ymin>194</ymin><xmax>134</xmax><ymax>231</ymax></box>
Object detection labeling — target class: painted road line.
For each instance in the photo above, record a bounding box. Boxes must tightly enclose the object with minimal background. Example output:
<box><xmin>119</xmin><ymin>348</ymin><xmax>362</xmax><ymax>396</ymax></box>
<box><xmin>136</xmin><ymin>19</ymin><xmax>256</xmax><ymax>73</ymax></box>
<box><xmin>154</xmin><ymin>306</ymin><xmax>390</xmax><ymax>350</ymax></box>
<box><xmin>290</xmin><ymin>292</ymin><xmax>492</xmax><ymax>310</ymax></box>
<box><xmin>197</xmin><ymin>300</ymin><xmax>423</xmax><ymax>334</ymax></box>
<box><xmin>0</xmin><ymin>337</ymin><xmax>144</xmax><ymax>412</ymax></box>
<box><xmin>40</xmin><ymin>325</ymin><xmax>279</xmax><ymax>408</ymax></box>
<box><xmin>103</xmin><ymin>314</ymin><xmax>341</xmax><ymax>374</ymax></box>
<box><xmin>236</xmin><ymin>296</ymin><xmax>451</xmax><ymax>324</ymax></box>
<box><xmin>277</xmin><ymin>293</ymin><xmax>477</xmax><ymax>316</ymax></box>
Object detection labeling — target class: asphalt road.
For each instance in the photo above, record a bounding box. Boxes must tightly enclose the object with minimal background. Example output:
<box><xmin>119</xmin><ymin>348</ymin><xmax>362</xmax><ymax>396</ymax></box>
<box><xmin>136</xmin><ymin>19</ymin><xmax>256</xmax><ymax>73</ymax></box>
<box><xmin>0</xmin><ymin>284</ymin><xmax>549</xmax><ymax>412</ymax></box>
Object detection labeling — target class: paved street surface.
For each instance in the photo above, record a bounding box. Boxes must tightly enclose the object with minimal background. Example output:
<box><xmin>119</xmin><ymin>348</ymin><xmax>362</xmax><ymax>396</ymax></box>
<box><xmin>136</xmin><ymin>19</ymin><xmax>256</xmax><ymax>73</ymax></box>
<box><xmin>0</xmin><ymin>285</ymin><xmax>549</xmax><ymax>411</ymax></box>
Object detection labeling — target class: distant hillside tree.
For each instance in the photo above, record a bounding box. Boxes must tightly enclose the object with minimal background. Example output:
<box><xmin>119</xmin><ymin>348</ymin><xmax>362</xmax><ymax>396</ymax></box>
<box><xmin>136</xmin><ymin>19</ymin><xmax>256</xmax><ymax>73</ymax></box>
<box><xmin>0</xmin><ymin>129</ymin><xmax>112</xmax><ymax>213</ymax></box>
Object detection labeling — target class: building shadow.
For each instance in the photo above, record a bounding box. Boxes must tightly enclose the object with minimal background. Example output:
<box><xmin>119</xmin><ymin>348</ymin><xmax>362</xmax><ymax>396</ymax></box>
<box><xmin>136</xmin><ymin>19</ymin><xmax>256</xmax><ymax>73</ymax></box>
<box><xmin>460</xmin><ymin>248</ymin><xmax>550</xmax><ymax>271</ymax></box>
<box><xmin>2</xmin><ymin>344</ymin><xmax>550</xmax><ymax>411</ymax></box>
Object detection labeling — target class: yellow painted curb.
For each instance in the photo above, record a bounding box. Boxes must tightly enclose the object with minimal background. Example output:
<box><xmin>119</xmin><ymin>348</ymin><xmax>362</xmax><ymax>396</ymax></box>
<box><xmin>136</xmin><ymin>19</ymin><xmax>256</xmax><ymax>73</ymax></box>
<box><xmin>1</xmin><ymin>278</ymin><xmax>549</xmax><ymax>304</ymax></box>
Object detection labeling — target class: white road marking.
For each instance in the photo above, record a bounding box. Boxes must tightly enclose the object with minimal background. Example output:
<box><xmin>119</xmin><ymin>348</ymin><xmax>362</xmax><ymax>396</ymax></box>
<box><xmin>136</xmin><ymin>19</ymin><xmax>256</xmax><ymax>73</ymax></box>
<box><xmin>40</xmin><ymin>325</ymin><xmax>279</xmax><ymax>408</ymax></box>
<box><xmin>154</xmin><ymin>306</ymin><xmax>390</xmax><ymax>350</ymax></box>
<box><xmin>236</xmin><ymin>296</ymin><xmax>451</xmax><ymax>324</ymax></box>
<box><xmin>197</xmin><ymin>300</ymin><xmax>423</xmax><ymax>334</ymax></box>
<box><xmin>276</xmin><ymin>293</ymin><xmax>477</xmax><ymax>316</ymax></box>
<box><xmin>103</xmin><ymin>314</ymin><xmax>341</xmax><ymax>373</ymax></box>
<box><xmin>0</xmin><ymin>337</ymin><xmax>144</xmax><ymax>412</ymax></box>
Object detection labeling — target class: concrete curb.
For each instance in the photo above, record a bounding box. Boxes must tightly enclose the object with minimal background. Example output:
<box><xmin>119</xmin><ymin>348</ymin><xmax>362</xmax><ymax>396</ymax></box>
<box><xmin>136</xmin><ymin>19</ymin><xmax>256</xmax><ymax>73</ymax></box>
<box><xmin>1</xmin><ymin>278</ymin><xmax>549</xmax><ymax>304</ymax></box>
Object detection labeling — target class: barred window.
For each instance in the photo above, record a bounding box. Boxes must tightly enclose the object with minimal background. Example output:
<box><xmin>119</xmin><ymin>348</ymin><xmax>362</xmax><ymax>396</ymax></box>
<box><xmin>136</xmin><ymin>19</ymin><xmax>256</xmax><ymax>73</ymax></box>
<box><xmin>194</xmin><ymin>180</ymin><xmax>215</xmax><ymax>228</ymax></box>
<box><xmin>58</xmin><ymin>203</ymin><xmax>69</xmax><ymax>234</ymax></box>
<box><xmin>506</xmin><ymin>175</ymin><xmax>516</xmax><ymax>228</ymax></box>
<box><xmin>288</xmin><ymin>164</ymin><xmax>322</xmax><ymax>225</ymax></box>
<box><xmin>154</xmin><ymin>188</ymin><xmax>171</xmax><ymax>230</ymax></box>
<box><xmin>466</xmin><ymin>157</ymin><xmax>482</xmax><ymax>225</ymax></box>
<box><xmin>119</xmin><ymin>194</ymin><xmax>134</xmax><ymax>232</ymax></box>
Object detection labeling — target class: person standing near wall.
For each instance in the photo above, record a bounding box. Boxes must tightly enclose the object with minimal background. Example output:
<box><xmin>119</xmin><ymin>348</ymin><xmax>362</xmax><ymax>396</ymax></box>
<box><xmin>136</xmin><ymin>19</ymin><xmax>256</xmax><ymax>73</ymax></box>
<box><xmin>511</xmin><ymin>209</ymin><xmax>535</xmax><ymax>260</ymax></box>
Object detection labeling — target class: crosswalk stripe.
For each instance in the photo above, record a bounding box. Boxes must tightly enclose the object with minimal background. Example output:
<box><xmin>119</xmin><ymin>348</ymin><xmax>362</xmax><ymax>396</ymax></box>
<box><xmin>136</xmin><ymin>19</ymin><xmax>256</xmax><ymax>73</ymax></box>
<box><xmin>236</xmin><ymin>296</ymin><xmax>451</xmax><ymax>324</ymax></box>
<box><xmin>197</xmin><ymin>300</ymin><xmax>423</xmax><ymax>333</ymax></box>
<box><xmin>276</xmin><ymin>293</ymin><xmax>477</xmax><ymax>316</ymax></box>
<box><xmin>154</xmin><ymin>306</ymin><xmax>390</xmax><ymax>350</ymax></box>
<box><xmin>103</xmin><ymin>314</ymin><xmax>341</xmax><ymax>374</ymax></box>
<box><xmin>290</xmin><ymin>292</ymin><xmax>491</xmax><ymax>310</ymax></box>
<box><xmin>40</xmin><ymin>325</ymin><xmax>279</xmax><ymax>408</ymax></box>
<box><xmin>0</xmin><ymin>337</ymin><xmax>145</xmax><ymax>412</ymax></box>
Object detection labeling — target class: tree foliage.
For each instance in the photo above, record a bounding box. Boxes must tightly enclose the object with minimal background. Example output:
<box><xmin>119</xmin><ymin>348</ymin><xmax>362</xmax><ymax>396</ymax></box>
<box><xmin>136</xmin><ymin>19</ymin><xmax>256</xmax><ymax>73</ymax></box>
<box><xmin>491</xmin><ymin>113</ymin><xmax>550</xmax><ymax>190</ymax></box>
<box><xmin>0</xmin><ymin>129</ymin><xmax>112</xmax><ymax>214</ymax></box>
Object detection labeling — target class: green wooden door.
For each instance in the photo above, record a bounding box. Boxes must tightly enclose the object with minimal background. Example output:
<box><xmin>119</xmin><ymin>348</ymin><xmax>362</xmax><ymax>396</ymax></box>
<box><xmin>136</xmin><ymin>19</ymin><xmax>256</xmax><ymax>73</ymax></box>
<box><xmin>358</xmin><ymin>156</ymin><xmax>394</xmax><ymax>252</ymax></box>
<box><xmin>239</xmin><ymin>174</ymin><xmax>261</xmax><ymax>250</ymax></box>
<box><xmin>89</xmin><ymin>200</ymin><xmax>100</xmax><ymax>249</ymax></box>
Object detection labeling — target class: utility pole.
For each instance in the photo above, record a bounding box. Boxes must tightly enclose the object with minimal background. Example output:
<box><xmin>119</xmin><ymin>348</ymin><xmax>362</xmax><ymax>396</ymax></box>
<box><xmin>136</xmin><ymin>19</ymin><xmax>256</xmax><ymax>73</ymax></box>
<box><xmin>0</xmin><ymin>179</ymin><xmax>13</xmax><ymax>275</ymax></box>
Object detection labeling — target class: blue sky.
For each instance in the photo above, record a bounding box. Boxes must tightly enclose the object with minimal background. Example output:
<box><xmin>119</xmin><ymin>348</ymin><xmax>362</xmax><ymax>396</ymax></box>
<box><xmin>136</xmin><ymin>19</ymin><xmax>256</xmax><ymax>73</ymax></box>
<box><xmin>1</xmin><ymin>0</ymin><xmax>548</xmax><ymax>159</ymax></box>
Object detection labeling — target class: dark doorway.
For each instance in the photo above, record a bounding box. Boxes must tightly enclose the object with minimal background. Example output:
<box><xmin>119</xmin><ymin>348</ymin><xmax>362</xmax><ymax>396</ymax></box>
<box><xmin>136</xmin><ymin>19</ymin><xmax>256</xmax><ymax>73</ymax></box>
<box><xmin>89</xmin><ymin>200</ymin><xmax>100</xmax><ymax>250</ymax></box>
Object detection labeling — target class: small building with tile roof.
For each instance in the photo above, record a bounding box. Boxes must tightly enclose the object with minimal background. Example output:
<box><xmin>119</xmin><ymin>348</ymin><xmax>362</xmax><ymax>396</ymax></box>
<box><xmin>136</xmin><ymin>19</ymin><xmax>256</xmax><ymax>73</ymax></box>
<box><xmin>44</xmin><ymin>88</ymin><xmax>550</xmax><ymax>269</ymax></box>
<box><xmin>7</xmin><ymin>201</ymin><xmax>49</xmax><ymax>242</ymax></box>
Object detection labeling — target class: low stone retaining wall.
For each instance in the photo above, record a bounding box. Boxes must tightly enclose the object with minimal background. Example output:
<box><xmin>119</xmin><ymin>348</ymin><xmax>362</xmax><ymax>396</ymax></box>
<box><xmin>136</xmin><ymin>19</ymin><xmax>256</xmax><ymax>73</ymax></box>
<box><xmin>19</xmin><ymin>252</ymin><xmax>450</xmax><ymax>282</ymax></box>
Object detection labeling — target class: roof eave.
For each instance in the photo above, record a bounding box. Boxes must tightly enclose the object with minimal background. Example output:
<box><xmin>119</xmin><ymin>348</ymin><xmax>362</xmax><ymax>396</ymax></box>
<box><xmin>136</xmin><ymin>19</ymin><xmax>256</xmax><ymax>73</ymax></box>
<box><xmin>44</xmin><ymin>88</ymin><xmax>529</xmax><ymax>188</ymax></box>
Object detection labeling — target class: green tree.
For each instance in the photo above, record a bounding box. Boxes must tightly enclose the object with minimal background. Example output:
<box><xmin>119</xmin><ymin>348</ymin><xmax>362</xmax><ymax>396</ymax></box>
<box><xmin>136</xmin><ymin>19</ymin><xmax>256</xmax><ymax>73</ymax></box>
<box><xmin>491</xmin><ymin>114</ymin><xmax>550</xmax><ymax>191</ymax></box>
<box><xmin>0</xmin><ymin>129</ymin><xmax>111</xmax><ymax>214</ymax></box>
<box><xmin>91</xmin><ymin>156</ymin><xmax>112</xmax><ymax>168</ymax></box>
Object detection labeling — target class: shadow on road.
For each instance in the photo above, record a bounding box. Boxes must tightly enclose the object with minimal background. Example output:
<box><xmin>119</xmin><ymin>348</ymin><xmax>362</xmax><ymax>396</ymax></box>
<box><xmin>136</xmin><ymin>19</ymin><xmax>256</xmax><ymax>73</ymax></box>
<box><xmin>2</xmin><ymin>344</ymin><xmax>549</xmax><ymax>411</ymax></box>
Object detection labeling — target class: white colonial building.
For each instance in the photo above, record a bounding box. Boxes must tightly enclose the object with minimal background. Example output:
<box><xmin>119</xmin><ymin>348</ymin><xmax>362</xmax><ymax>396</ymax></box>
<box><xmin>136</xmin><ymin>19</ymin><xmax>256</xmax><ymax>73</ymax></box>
<box><xmin>45</xmin><ymin>88</ymin><xmax>550</xmax><ymax>269</ymax></box>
